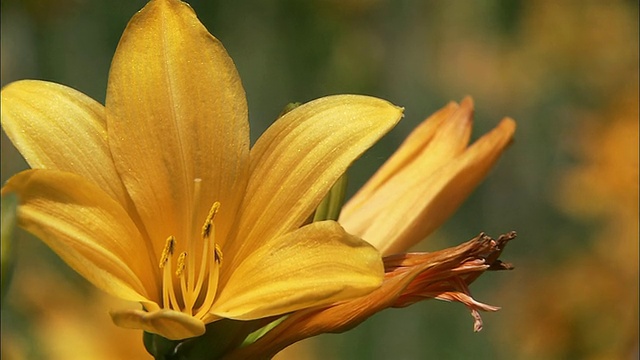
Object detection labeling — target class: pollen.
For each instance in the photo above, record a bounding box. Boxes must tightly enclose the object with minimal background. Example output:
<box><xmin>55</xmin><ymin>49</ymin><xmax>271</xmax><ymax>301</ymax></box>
<box><xmin>176</xmin><ymin>252</ymin><xmax>187</xmax><ymax>277</ymax></box>
<box><xmin>214</xmin><ymin>243</ymin><xmax>223</xmax><ymax>264</ymax></box>
<box><xmin>160</xmin><ymin>236</ymin><xmax>178</xmax><ymax>309</ymax></box>
<box><xmin>202</xmin><ymin>201</ymin><xmax>220</xmax><ymax>239</ymax></box>
<box><xmin>159</xmin><ymin>236</ymin><xmax>175</xmax><ymax>269</ymax></box>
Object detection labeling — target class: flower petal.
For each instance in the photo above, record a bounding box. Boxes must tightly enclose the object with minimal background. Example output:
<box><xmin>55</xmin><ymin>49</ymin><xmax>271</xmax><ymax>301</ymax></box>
<box><xmin>1</xmin><ymin>169</ymin><xmax>158</xmax><ymax>303</ymax></box>
<box><xmin>343</xmin><ymin>117</ymin><xmax>516</xmax><ymax>255</ymax></box>
<box><xmin>341</xmin><ymin>98</ymin><xmax>472</xmax><ymax>217</ymax></box>
<box><xmin>105</xmin><ymin>0</ymin><xmax>249</xmax><ymax>256</ymax></box>
<box><xmin>225</xmin><ymin>95</ymin><xmax>402</xmax><ymax>270</ymax></box>
<box><xmin>339</xmin><ymin>98</ymin><xmax>475</xmax><ymax>242</ymax></box>
<box><xmin>211</xmin><ymin>221</ymin><xmax>383</xmax><ymax>320</ymax></box>
<box><xmin>0</xmin><ymin>80</ymin><xmax>131</xmax><ymax>208</ymax></box>
<box><xmin>111</xmin><ymin>308</ymin><xmax>205</xmax><ymax>340</ymax></box>
<box><xmin>341</xmin><ymin>101</ymin><xmax>459</xmax><ymax>209</ymax></box>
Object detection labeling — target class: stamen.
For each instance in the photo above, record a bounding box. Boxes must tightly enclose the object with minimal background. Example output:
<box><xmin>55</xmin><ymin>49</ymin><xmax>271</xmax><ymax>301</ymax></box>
<box><xmin>166</xmin><ymin>197</ymin><xmax>224</xmax><ymax>318</ymax></box>
<box><xmin>192</xmin><ymin>229</ymin><xmax>211</xmax><ymax>299</ymax></box>
<box><xmin>194</xmin><ymin>203</ymin><xmax>223</xmax><ymax>319</ymax></box>
<box><xmin>160</xmin><ymin>236</ymin><xmax>176</xmax><ymax>309</ymax></box>
<box><xmin>177</xmin><ymin>251</ymin><xmax>190</xmax><ymax>312</ymax></box>
<box><xmin>193</xmin><ymin>202</ymin><xmax>221</xmax><ymax>306</ymax></box>
<box><xmin>195</xmin><ymin>244</ymin><xmax>223</xmax><ymax>319</ymax></box>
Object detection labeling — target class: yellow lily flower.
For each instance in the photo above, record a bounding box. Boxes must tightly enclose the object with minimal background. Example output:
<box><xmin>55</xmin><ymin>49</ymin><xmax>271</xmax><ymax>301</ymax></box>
<box><xmin>0</xmin><ymin>0</ymin><xmax>403</xmax><ymax>341</ymax></box>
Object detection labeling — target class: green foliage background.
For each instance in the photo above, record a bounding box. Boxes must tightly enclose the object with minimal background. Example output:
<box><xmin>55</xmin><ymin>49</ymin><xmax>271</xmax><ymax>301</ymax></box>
<box><xmin>1</xmin><ymin>0</ymin><xmax>638</xmax><ymax>359</ymax></box>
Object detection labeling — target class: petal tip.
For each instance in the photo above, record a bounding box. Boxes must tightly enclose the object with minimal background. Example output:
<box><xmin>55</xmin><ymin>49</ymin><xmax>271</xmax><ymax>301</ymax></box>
<box><xmin>111</xmin><ymin>308</ymin><xmax>206</xmax><ymax>340</ymax></box>
<box><xmin>460</xmin><ymin>96</ymin><xmax>475</xmax><ymax>109</ymax></box>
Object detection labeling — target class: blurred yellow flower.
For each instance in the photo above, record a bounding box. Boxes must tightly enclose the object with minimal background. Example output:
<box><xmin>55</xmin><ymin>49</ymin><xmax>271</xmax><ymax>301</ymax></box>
<box><xmin>499</xmin><ymin>92</ymin><xmax>638</xmax><ymax>359</ymax></box>
<box><xmin>0</xmin><ymin>0</ymin><xmax>404</xmax><ymax>341</ymax></box>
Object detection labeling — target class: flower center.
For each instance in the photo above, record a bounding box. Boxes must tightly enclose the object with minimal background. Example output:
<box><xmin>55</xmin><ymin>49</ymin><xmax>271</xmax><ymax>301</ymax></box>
<box><xmin>158</xmin><ymin>179</ymin><xmax>223</xmax><ymax>319</ymax></box>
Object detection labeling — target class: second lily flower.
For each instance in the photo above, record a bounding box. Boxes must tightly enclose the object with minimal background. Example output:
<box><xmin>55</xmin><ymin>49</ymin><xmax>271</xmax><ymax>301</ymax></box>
<box><xmin>341</xmin><ymin>96</ymin><xmax>516</xmax><ymax>256</ymax></box>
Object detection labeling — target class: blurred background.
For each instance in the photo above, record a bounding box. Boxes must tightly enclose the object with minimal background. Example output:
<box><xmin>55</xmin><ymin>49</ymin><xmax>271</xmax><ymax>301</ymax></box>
<box><xmin>1</xmin><ymin>0</ymin><xmax>638</xmax><ymax>359</ymax></box>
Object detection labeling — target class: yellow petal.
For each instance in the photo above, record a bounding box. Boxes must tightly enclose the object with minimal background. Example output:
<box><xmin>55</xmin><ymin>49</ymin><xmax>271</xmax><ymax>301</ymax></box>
<box><xmin>340</xmin><ymin>98</ymin><xmax>474</xmax><ymax>239</ymax></box>
<box><xmin>2</xmin><ymin>169</ymin><xmax>158</xmax><ymax>303</ymax></box>
<box><xmin>343</xmin><ymin>118</ymin><xmax>516</xmax><ymax>255</ymax></box>
<box><xmin>211</xmin><ymin>221</ymin><xmax>383</xmax><ymax>320</ymax></box>
<box><xmin>105</xmin><ymin>0</ymin><xmax>249</xmax><ymax>256</ymax></box>
<box><xmin>342</xmin><ymin>101</ymin><xmax>459</xmax><ymax>208</ymax></box>
<box><xmin>225</xmin><ymin>95</ymin><xmax>403</xmax><ymax>270</ymax></box>
<box><xmin>110</xmin><ymin>308</ymin><xmax>205</xmax><ymax>340</ymax></box>
<box><xmin>341</xmin><ymin>98</ymin><xmax>473</xmax><ymax>222</ymax></box>
<box><xmin>0</xmin><ymin>80</ymin><xmax>132</xmax><ymax>209</ymax></box>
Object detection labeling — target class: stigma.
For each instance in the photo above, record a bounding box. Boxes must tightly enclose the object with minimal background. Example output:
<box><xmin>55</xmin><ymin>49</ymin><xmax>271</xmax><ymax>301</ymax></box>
<box><xmin>158</xmin><ymin>181</ymin><xmax>222</xmax><ymax>320</ymax></box>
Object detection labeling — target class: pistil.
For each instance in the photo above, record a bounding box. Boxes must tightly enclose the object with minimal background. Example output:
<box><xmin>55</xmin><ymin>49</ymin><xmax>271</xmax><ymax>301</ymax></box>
<box><xmin>186</xmin><ymin>179</ymin><xmax>203</xmax><ymax>310</ymax></box>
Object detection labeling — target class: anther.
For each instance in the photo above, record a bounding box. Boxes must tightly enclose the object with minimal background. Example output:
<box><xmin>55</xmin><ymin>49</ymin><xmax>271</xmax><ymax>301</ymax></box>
<box><xmin>159</xmin><ymin>236</ymin><xmax>175</xmax><ymax>268</ymax></box>
<box><xmin>202</xmin><ymin>202</ymin><xmax>221</xmax><ymax>239</ymax></box>
<box><xmin>214</xmin><ymin>244</ymin><xmax>223</xmax><ymax>264</ymax></box>
<box><xmin>176</xmin><ymin>252</ymin><xmax>187</xmax><ymax>277</ymax></box>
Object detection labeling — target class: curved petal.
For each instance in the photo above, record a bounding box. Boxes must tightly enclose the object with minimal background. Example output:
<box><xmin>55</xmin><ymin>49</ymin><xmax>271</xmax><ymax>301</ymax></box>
<box><xmin>225</xmin><ymin>95</ymin><xmax>403</xmax><ymax>271</ymax></box>
<box><xmin>111</xmin><ymin>308</ymin><xmax>205</xmax><ymax>340</ymax></box>
<box><xmin>0</xmin><ymin>80</ymin><xmax>132</xmax><ymax>208</ymax></box>
<box><xmin>340</xmin><ymin>98</ymin><xmax>475</xmax><ymax>239</ymax></box>
<box><xmin>105</xmin><ymin>0</ymin><xmax>249</xmax><ymax>258</ymax></box>
<box><xmin>340</xmin><ymin>100</ymin><xmax>461</xmax><ymax>214</ymax></box>
<box><xmin>1</xmin><ymin>169</ymin><xmax>158</xmax><ymax>303</ymax></box>
<box><xmin>211</xmin><ymin>221</ymin><xmax>383</xmax><ymax>320</ymax></box>
<box><xmin>343</xmin><ymin>118</ymin><xmax>516</xmax><ymax>255</ymax></box>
